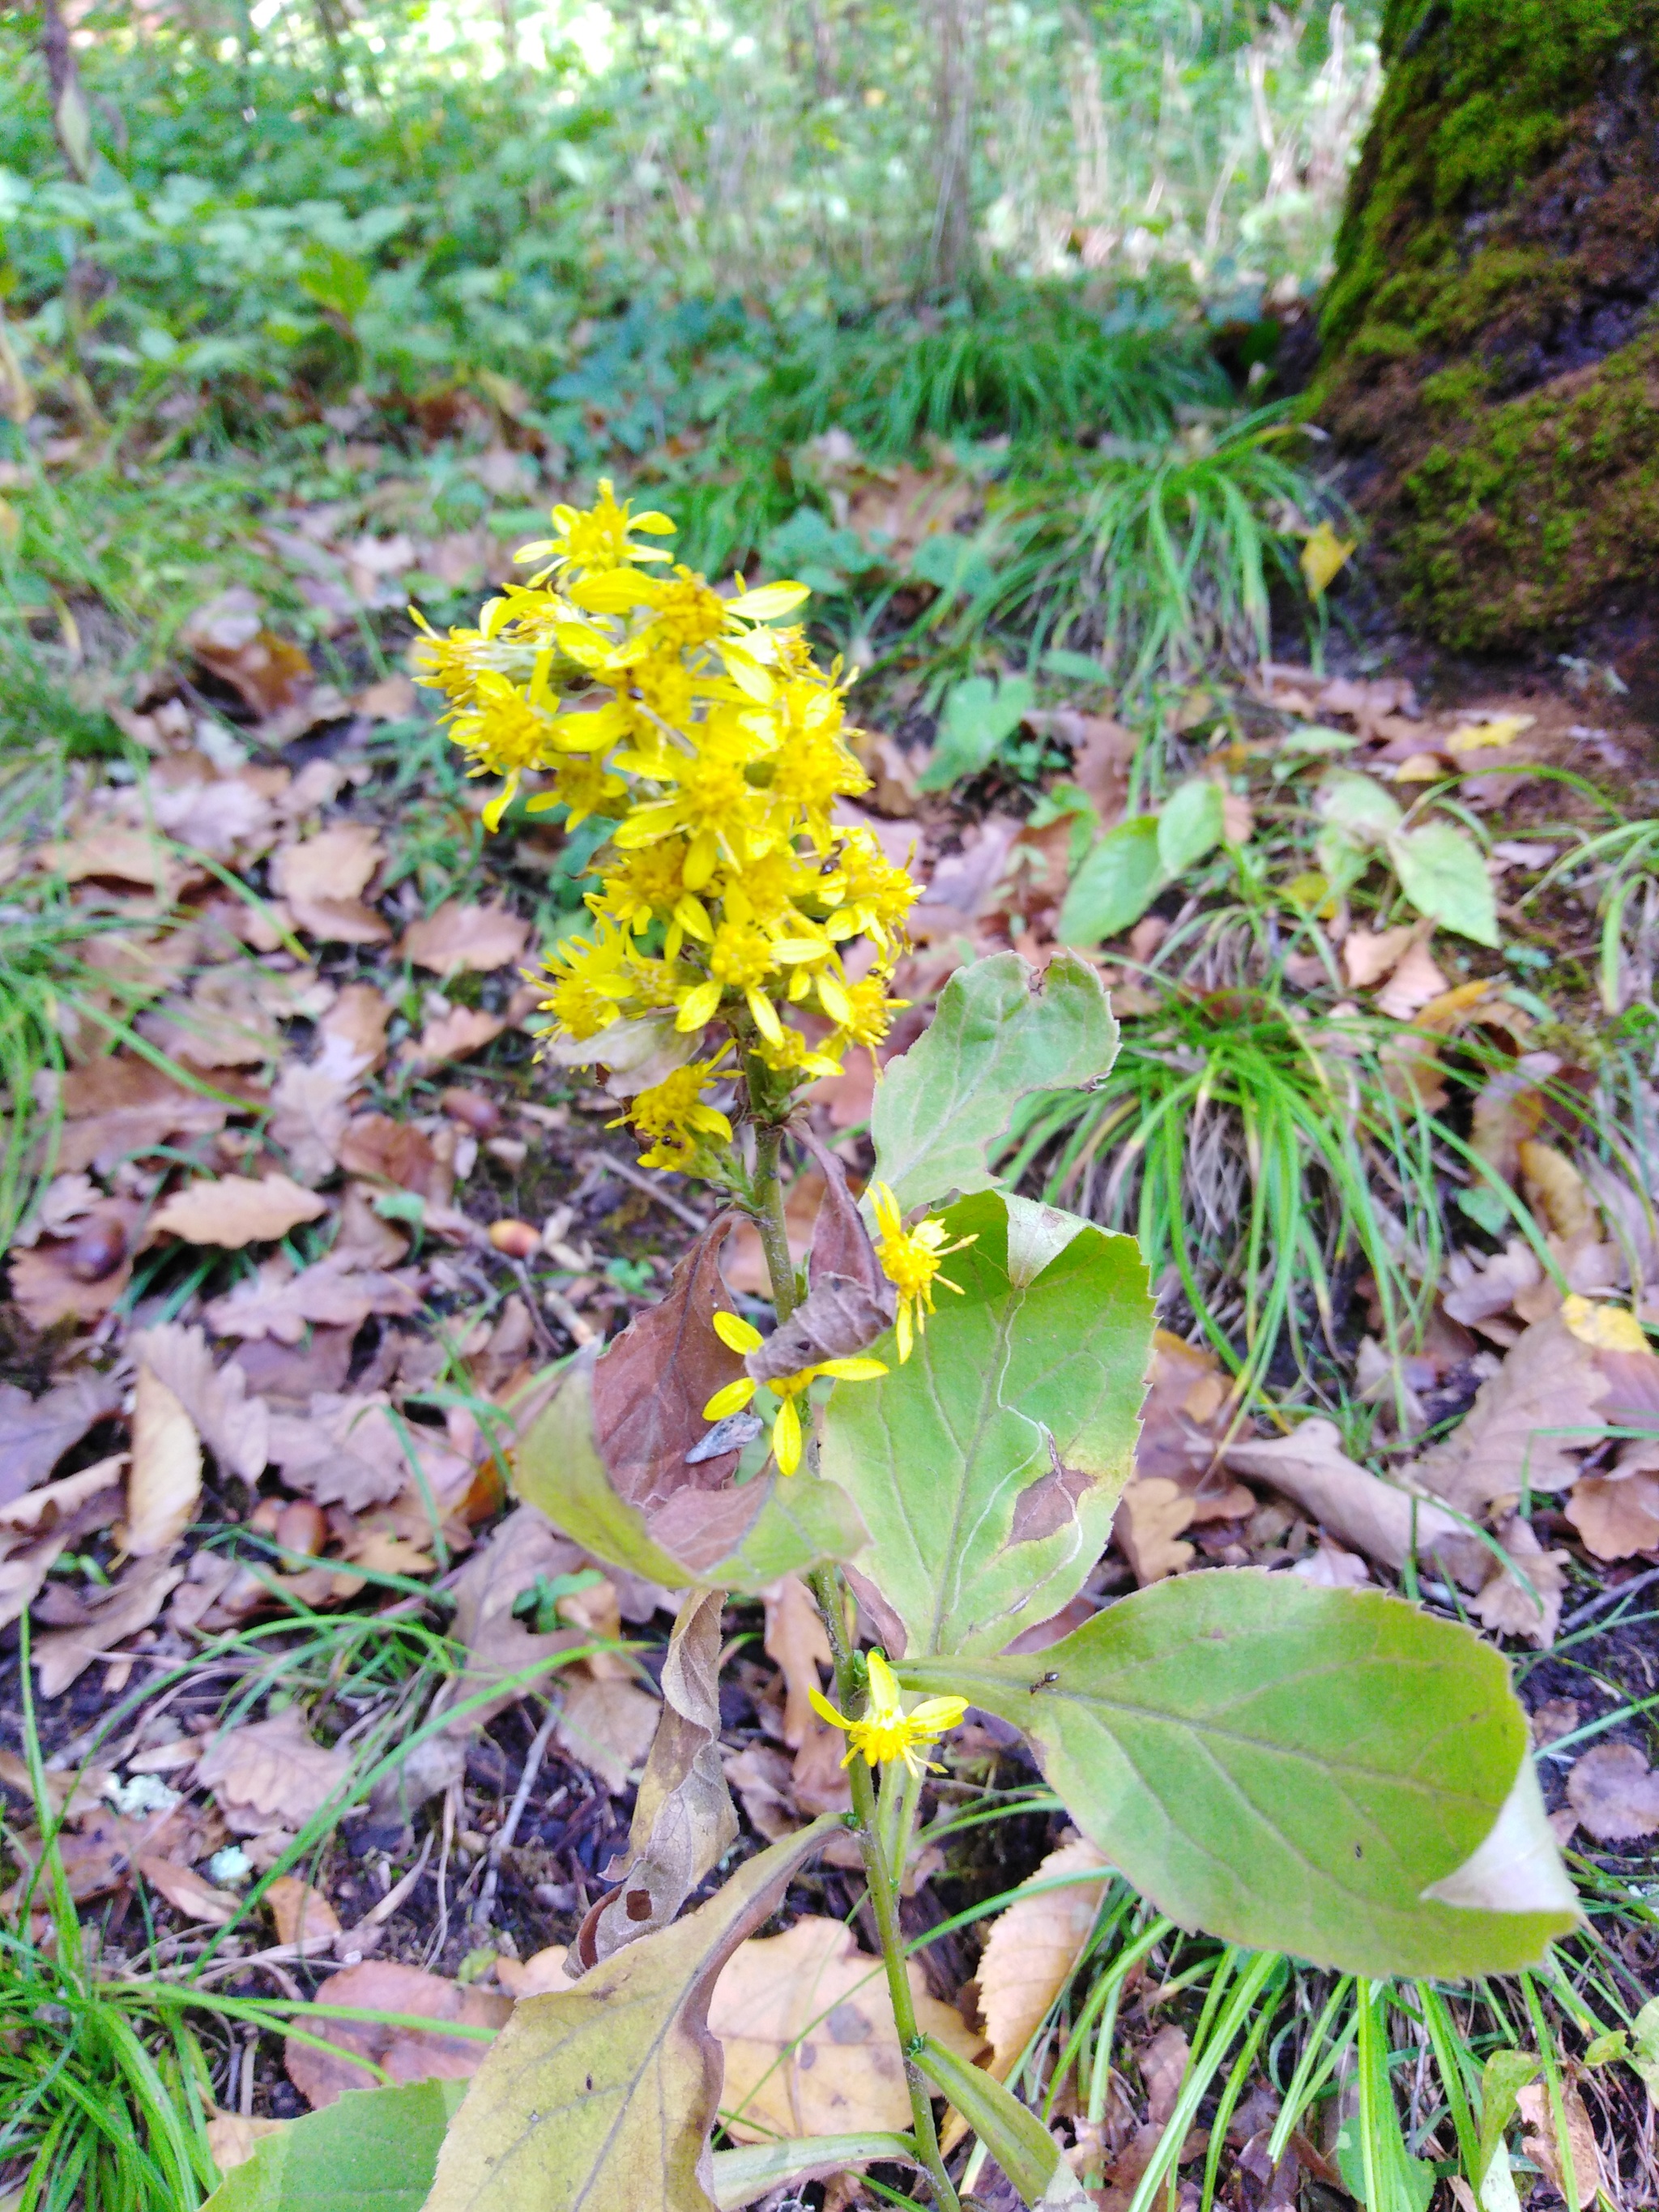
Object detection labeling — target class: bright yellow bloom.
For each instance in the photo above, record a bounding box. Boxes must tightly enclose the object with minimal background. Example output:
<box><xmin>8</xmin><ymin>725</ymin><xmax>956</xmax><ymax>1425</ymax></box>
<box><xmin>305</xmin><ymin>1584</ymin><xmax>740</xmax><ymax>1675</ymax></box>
<box><xmin>870</xmin><ymin>1182</ymin><xmax>975</xmax><ymax>1362</ymax></box>
<box><xmin>613</xmin><ymin>1057</ymin><xmax>734</xmax><ymax>1172</ymax></box>
<box><xmin>702</xmin><ymin>1310</ymin><xmax>886</xmax><ymax>1476</ymax></box>
<box><xmin>808</xmin><ymin>1651</ymin><xmax>968</xmax><ymax>1778</ymax></box>
<box><xmin>515</xmin><ymin>477</ymin><xmax>676</xmax><ymax>583</ymax></box>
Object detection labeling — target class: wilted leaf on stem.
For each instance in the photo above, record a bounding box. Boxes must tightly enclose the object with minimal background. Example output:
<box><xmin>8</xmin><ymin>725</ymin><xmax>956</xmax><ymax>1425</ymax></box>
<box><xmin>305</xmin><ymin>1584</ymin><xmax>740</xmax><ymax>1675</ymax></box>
<box><xmin>420</xmin><ymin>1817</ymin><xmax>840</xmax><ymax>2212</ymax></box>
<box><xmin>745</xmin><ymin>1134</ymin><xmax>893</xmax><ymax>1380</ymax></box>
<box><xmin>571</xmin><ymin>1588</ymin><xmax>736</xmax><ymax>1971</ymax></box>
<box><xmin>514</xmin><ymin>1222</ymin><xmax>867</xmax><ymax>1591</ymax></box>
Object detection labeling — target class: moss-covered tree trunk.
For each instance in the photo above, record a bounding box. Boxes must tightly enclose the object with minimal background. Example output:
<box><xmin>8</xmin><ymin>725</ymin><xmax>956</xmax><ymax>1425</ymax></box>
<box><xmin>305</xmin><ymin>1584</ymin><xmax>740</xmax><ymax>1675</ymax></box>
<box><xmin>1315</xmin><ymin>0</ymin><xmax>1659</xmax><ymax>653</ymax></box>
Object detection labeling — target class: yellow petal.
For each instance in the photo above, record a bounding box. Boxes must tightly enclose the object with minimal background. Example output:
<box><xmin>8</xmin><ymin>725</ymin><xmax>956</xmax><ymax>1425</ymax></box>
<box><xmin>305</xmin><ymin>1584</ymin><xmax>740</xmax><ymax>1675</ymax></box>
<box><xmin>909</xmin><ymin>1697</ymin><xmax>970</xmax><ymax>1730</ymax></box>
<box><xmin>746</xmin><ymin>989</ymin><xmax>783</xmax><ymax>1046</ymax></box>
<box><xmin>817</xmin><ymin>973</ymin><xmax>854</xmax><ymax>1027</ymax></box>
<box><xmin>895</xmin><ymin>1304</ymin><xmax>914</xmax><ymax>1364</ymax></box>
<box><xmin>675</xmin><ymin>980</ymin><xmax>722</xmax><ymax>1032</ymax></box>
<box><xmin>726</xmin><ymin>580</ymin><xmax>811</xmax><ymax>621</ymax></box>
<box><xmin>773</xmin><ymin>1395</ymin><xmax>802</xmax><ymax>1475</ymax></box>
<box><xmin>1300</xmin><ymin>519</ymin><xmax>1357</xmax><ymax>598</ymax></box>
<box><xmin>865</xmin><ymin>1650</ymin><xmax>901</xmax><ymax>1709</ymax></box>
<box><xmin>712</xmin><ymin>1309</ymin><xmax>764</xmax><ymax>1355</ymax></box>
<box><xmin>817</xmin><ymin>1357</ymin><xmax>888</xmax><ymax>1381</ymax></box>
<box><xmin>807</xmin><ymin>1685</ymin><xmax>852</xmax><ymax>1732</ymax></box>
<box><xmin>702</xmin><ymin>1377</ymin><xmax>756</xmax><ymax>1420</ymax></box>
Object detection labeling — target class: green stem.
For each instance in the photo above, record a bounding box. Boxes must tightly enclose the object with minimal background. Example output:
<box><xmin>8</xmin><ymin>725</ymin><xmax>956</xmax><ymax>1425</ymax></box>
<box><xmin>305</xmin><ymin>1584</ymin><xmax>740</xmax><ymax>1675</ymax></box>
<box><xmin>750</xmin><ymin>1117</ymin><xmax>800</xmax><ymax>1322</ymax></box>
<box><xmin>847</xmin><ymin>1750</ymin><xmax>961</xmax><ymax>2212</ymax></box>
<box><xmin>751</xmin><ymin>1134</ymin><xmax>957</xmax><ymax>2210</ymax></box>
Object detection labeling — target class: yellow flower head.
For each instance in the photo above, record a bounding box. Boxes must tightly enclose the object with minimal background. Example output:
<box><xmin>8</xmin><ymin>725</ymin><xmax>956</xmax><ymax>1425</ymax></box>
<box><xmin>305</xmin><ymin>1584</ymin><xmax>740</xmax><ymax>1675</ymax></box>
<box><xmin>517</xmin><ymin>477</ymin><xmax>676</xmax><ymax>583</ymax></box>
<box><xmin>808</xmin><ymin>1651</ymin><xmax>968</xmax><ymax>1778</ymax></box>
<box><xmin>427</xmin><ymin>485</ymin><xmax>924</xmax><ymax>1158</ymax></box>
<box><xmin>613</xmin><ymin>1057</ymin><xmax>734</xmax><ymax>1172</ymax></box>
<box><xmin>701</xmin><ymin>1309</ymin><xmax>885</xmax><ymax>1476</ymax></box>
<box><xmin>870</xmin><ymin>1182</ymin><xmax>975</xmax><ymax>1362</ymax></box>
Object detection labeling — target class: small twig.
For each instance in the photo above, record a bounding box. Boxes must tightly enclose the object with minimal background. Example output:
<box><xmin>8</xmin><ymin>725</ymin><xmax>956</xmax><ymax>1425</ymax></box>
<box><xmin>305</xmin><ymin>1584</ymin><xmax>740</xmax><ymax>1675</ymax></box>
<box><xmin>507</xmin><ymin>1257</ymin><xmax>561</xmax><ymax>1355</ymax></box>
<box><xmin>471</xmin><ymin>1701</ymin><xmax>558</xmax><ymax>1930</ymax></box>
<box><xmin>580</xmin><ymin>1147</ymin><xmax>710</xmax><ymax>1232</ymax></box>
<box><xmin>544</xmin><ymin>1285</ymin><xmax>597</xmax><ymax>1347</ymax></box>
<box><xmin>1562</xmin><ymin>1564</ymin><xmax>1659</xmax><ymax>1633</ymax></box>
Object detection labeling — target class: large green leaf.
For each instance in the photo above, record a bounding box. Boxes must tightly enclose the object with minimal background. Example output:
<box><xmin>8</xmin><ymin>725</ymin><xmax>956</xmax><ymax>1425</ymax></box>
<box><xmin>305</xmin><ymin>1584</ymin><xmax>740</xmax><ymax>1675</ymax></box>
<box><xmin>1388</xmin><ymin>819</ymin><xmax>1500</xmax><ymax>946</ymax></box>
<box><xmin>898</xmin><ymin>1572</ymin><xmax>1578</xmax><ymax>1977</ymax></box>
<box><xmin>202</xmin><ymin>2082</ymin><xmax>467</xmax><ymax>2212</ymax></box>
<box><xmin>421</xmin><ymin>1818</ymin><xmax>841</xmax><ymax>2212</ymax></box>
<box><xmin>869</xmin><ymin>952</ymin><xmax>1119</xmax><ymax>1214</ymax></box>
<box><xmin>513</xmin><ymin>1350</ymin><xmax>865</xmax><ymax>1594</ymax></box>
<box><xmin>820</xmin><ymin>1191</ymin><xmax>1153</xmax><ymax>1659</ymax></box>
<box><xmin>1056</xmin><ymin>814</ymin><xmax>1162</xmax><ymax>946</ymax></box>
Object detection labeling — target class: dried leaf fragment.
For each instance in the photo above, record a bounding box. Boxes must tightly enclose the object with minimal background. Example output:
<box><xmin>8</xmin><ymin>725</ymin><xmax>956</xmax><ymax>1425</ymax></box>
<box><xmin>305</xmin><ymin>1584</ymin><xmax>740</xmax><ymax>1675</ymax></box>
<box><xmin>150</xmin><ymin>1173</ymin><xmax>328</xmax><ymax>1249</ymax></box>
<box><xmin>1564</xmin><ymin>1741</ymin><xmax>1659</xmax><ymax>1843</ymax></box>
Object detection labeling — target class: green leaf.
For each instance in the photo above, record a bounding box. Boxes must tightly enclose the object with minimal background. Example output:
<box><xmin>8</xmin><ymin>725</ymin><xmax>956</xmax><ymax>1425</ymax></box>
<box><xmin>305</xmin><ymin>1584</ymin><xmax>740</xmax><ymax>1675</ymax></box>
<box><xmin>1475</xmin><ymin>2049</ymin><xmax>1540</xmax><ymax>2189</ymax></box>
<box><xmin>710</xmin><ymin>2137</ymin><xmax>917</xmax><ymax>2210</ymax></box>
<box><xmin>918</xmin><ymin>674</ymin><xmax>1035</xmax><ymax>790</ymax></box>
<box><xmin>1316</xmin><ymin>769</ymin><xmax>1403</xmax><ymax>845</ymax></box>
<box><xmin>422</xmin><ymin>1819</ymin><xmax>841</xmax><ymax>2212</ymax></box>
<box><xmin>868</xmin><ymin>951</ymin><xmax>1119</xmax><ymax>1215</ymax></box>
<box><xmin>1156</xmin><ymin>779</ymin><xmax>1226</xmax><ymax>878</ymax></box>
<box><xmin>1043</xmin><ymin>647</ymin><xmax>1111</xmax><ymax>685</ymax></box>
<box><xmin>898</xmin><ymin>1573</ymin><xmax>1579</xmax><ymax>1977</ymax></box>
<box><xmin>914</xmin><ymin>2036</ymin><xmax>1085</xmax><ymax>2209</ymax></box>
<box><xmin>513</xmin><ymin>1352</ymin><xmax>866</xmax><ymax>1594</ymax></box>
<box><xmin>821</xmin><ymin>1191</ymin><xmax>1153</xmax><ymax>1659</ymax></box>
<box><xmin>1388</xmin><ymin>819</ymin><xmax>1500</xmax><ymax>946</ymax></box>
<box><xmin>200</xmin><ymin>2081</ymin><xmax>466</xmax><ymax>2212</ymax></box>
<box><xmin>1056</xmin><ymin>814</ymin><xmax>1162</xmax><ymax>946</ymax></box>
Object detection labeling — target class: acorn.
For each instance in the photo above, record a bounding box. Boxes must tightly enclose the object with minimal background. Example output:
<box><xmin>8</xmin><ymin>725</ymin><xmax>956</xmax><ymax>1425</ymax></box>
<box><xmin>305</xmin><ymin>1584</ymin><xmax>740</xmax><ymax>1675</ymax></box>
<box><xmin>441</xmin><ymin>1087</ymin><xmax>502</xmax><ymax>1135</ymax></box>
<box><xmin>64</xmin><ymin>1217</ymin><xmax>127</xmax><ymax>1283</ymax></box>
<box><xmin>275</xmin><ymin>1500</ymin><xmax>328</xmax><ymax>1559</ymax></box>
<box><xmin>488</xmin><ymin>1217</ymin><xmax>540</xmax><ymax>1261</ymax></box>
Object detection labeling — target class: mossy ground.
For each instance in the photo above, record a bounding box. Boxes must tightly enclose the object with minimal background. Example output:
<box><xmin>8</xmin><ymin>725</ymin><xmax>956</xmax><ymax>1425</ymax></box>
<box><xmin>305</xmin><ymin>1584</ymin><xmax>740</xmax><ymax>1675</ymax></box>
<box><xmin>1315</xmin><ymin>0</ymin><xmax>1659</xmax><ymax>652</ymax></box>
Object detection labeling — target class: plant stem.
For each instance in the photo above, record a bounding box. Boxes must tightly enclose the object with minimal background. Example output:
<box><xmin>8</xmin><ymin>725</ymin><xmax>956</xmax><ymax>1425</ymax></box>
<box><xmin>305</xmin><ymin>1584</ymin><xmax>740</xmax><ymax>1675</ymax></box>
<box><xmin>745</xmin><ymin>1134</ymin><xmax>957</xmax><ymax>2212</ymax></box>
<box><xmin>751</xmin><ymin>1117</ymin><xmax>800</xmax><ymax>1321</ymax></box>
<box><xmin>847</xmin><ymin>1749</ymin><xmax>961</xmax><ymax>2212</ymax></box>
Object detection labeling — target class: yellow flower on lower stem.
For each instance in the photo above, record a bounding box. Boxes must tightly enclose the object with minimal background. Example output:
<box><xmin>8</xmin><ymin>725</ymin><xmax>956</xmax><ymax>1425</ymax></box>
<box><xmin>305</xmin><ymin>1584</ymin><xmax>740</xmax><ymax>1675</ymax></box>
<box><xmin>870</xmin><ymin>1181</ymin><xmax>975</xmax><ymax>1362</ymax></box>
<box><xmin>613</xmin><ymin>1057</ymin><xmax>734</xmax><ymax>1172</ymax></box>
<box><xmin>808</xmin><ymin>1651</ymin><xmax>968</xmax><ymax>1778</ymax></box>
<box><xmin>702</xmin><ymin>1310</ymin><xmax>886</xmax><ymax>1476</ymax></box>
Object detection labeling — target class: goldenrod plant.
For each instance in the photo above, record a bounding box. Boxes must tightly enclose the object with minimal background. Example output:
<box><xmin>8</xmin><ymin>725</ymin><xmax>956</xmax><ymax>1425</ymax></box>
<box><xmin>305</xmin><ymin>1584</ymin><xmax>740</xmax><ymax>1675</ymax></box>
<box><xmin>209</xmin><ymin>488</ymin><xmax>1579</xmax><ymax>2212</ymax></box>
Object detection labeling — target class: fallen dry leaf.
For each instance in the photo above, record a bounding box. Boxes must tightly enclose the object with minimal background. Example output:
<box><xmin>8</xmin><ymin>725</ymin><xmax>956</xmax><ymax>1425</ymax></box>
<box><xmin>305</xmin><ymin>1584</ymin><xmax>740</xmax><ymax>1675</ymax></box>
<box><xmin>403</xmin><ymin>1004</ymin><xmax>505</xmax><ymax>1071</ymax></box>
<box><xmin>284</xmin><ymin>1960</ymin><xmax>510</xmax><ymax>2109</ymax></box>
<box><xmin>137</xmin><ymin>1855</ymin><xmax>241</xmax><ymax>1924</ymax></box>
<box><xmin>39</xmin><ymin>826</ymin><xmax>189</xmax><ymax>898</ymax></box>
<box><xmin>1516</xmin><ymin>2079</ymin><xmax>1602</xmax><ymax>2209</ymax></box>
<box><xmin>267</xmin><ymin>1391</ymin><xmax>468</xmax><ymax>1512</ymax></box>
<box><xmin>183</xmin><ymin>589</ymin><xmax>317</xmax><ymax>720</ymax></box>
<box><xmin>271</xmin><ymin>822</ymin><xmax>390</xmax><ymax>944</ymax></box>
<box><xmin>1410</xmin><ymin>1307</ymin><xmax>1611</xmax><ymax>1515</ymax></box>
<box><xmin>119</xmin><ymin>1364</ymin><xmax>203</xmax><ymax>1557</ymax></box>
<box><xmin>1141</xmin><ymin>2022</ymin><xmax>1192</xmax><ymax>2128</ymax></box>
<box><xmin>206</xmin><ymin>2114</ymin><xmax>286</xmax><ymax>2176</ymax></box>
<box><xmin>139</xmin><ymin>967</ymin><xmax>281</xmax><ymax>1071</ymax></box>
<box><xmin>1375</xmin><ymin>937</ymin><xmax>1449</xmax><ymax>1022</ymax></box>
<box><xmin>1341</xmin><ymin>925</ymin><xmax>1414</xmax><ymax>989</ymax></box>
<box><xmin>318</xmin><ymin>980</ymin><xmax>393</xmax><ymax>1072</ymax></box>
<box><xmin>355</xmin><ymin>673</ymin><xmax>418</xmax><ymax>720</ymax></box>
<box><xmin>975</xmin><ymin>1837</ymin><xmax>1110</xmax><ymax>2081</ymax></box>
<box><xmin>203</xmin><ymin>1253</ymin><xmax>420</xmax><ymax>1346</ymax></box>
<box><xmin>266</xmin><ymin>1874</ymin><xmax>342</xmax><ymax>1947</ymax></box>
<box><xmin>195</xmin><ymin>1705</ymin><xmax>352</xmax><ymax>1835</ymax></box>
<box><xmin>0</xmin><ymin>1374</ymin><xmax>122</xmax><ymax>1505</ymax></box>
<box><xmin>132</xmin><ymin>1323</ymin><xmax>270</xmax><ymax>1484</ymax></box>
<box><xmin>764</xmin><ymin>1574</ymin><xmax>834</xmax><ymax>1749</ymax></box>
<box><xmin>1566</xmin><ymin>1470</ymin><xmax>1659</xmax><ymax>1559</ymax></box>
<box><xmin>400</xmin><ymin>901</ymin><xmax>531</xmax><ymax>978</ymax></box>
<box><xmin>1223</xmin><ymin>1419</ymin><xmax>1482</xmax><ymax>1584</ymax></box>
<box><xmin>5</xmin><ymin>1198</ymin><xmax>139</xmax><ymax>1329</ymax></box>
<box><xmin>554</xmin><ymin>1672</ymin><xmax>661</xmax><ymax>1795</ymax></box>
<box><xmin>337</xmin><ymin>1115</ymin><xmax>451</xmax><ymax>1203</ymax></box>
<box><xmin>709</xmin><ymin>1915</ymin><xmax>983</xmax><ymax>2142</ymax></box>
<box><xmin>1113</xmin><ymin>1478</ymin><xmax>1196</xmax><ymax>1583</ymax></box>
<box><xmin>1470</xmin><ymin>1514</ymin><xmax>1568</xmax><ymax>1646</ymax></box>
<box><xmin>0</xmin><ymin>1458</ymin><xmax>126</xmax><ymax>1630</ymax></box>
<box><xmin>1564</xmin><ymin>1741</ymin><xmax>1659</xmax><ymax>1843</ymax></box>
<box><xmin>53</xmin><ymin>1055</ymin><xmax>239</xmax><ymax>1175</ymax></box>
<box><xmin>33</xmin><ymin>1553</ymin><xmax>186</xmax><ymax>1697</ymax></box>
<box><xmin>267</xmin><ymin>1060</ymin><xmax>360</xmax><ymax>1186</ymax></box>
<box><xmin>150</xmin><ymin>1172</ymin><xmax>328</xmax><ymax>1249</ymax></box>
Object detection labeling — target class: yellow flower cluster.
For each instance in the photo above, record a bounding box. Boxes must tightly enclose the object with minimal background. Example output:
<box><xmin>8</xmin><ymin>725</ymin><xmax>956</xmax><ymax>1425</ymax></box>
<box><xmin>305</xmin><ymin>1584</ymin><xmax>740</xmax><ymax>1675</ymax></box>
<box><xmin>412</xmin><ymin>482</ymin><xmax>917</xmax><ymax>1172</ymax></box>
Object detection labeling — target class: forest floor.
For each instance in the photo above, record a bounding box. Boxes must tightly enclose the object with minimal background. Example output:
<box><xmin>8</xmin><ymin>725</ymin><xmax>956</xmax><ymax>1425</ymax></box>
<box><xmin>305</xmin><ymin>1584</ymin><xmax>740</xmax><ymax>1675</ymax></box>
<box><xmin>3</xmin><ymin>423</ymin><xmax>1659</xmax><ymax>2211</ymax></box>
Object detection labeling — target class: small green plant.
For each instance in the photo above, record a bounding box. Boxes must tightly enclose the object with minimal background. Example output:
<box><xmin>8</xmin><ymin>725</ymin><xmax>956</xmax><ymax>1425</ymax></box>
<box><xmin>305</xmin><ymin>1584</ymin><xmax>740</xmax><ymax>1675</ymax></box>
<box><xmin>197</xmin><ymin>486</ymin><xmax>1579</xmax><ymax>2212</ymax></box>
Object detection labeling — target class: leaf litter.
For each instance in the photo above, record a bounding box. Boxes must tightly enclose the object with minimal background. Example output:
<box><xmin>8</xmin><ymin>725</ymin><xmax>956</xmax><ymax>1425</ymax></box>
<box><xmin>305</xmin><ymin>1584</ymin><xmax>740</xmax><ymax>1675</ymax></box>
<box><xmin>1</xmin><ymin>570</ymin><xmax>1657</xmax><ymax>2207</ymax></box>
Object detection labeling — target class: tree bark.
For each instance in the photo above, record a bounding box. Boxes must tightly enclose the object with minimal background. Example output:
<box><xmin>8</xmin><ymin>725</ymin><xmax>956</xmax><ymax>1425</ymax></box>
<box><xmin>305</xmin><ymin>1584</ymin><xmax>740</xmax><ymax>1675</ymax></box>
<box><xmin>1315</xmin><ymin>0</ymin><xmax>1659</xmax><ymax>660</ymax></box>
<box><xmin>925</xmin><ymin>0</ymin><xmax>978</xmax><ymax>295</ymax></box>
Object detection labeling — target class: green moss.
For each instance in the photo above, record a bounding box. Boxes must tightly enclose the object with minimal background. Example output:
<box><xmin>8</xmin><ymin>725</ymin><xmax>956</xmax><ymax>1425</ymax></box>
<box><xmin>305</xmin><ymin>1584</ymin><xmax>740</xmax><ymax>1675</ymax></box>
<box><xmin>1316</xmin><ymin>0</ymin><xmax>1659</xmax><ymax>646</ymax></box>
<box><xmin>1390</xmin><ymin>333</ymin><xmax>1659</xmax><ymax>648</ymax></box>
